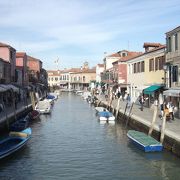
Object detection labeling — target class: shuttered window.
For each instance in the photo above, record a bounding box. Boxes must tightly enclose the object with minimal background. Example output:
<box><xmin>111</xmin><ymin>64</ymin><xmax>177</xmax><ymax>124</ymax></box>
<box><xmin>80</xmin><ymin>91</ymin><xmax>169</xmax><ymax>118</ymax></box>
<box><xmin>141</xmin><ymin>61</ymin><xmax>144</xmax><ymax>72</ymax></box>
<box><xmin>149</xmin><ymin>58</ymin><xmax>154</xmax><ymax>71</ymax></box>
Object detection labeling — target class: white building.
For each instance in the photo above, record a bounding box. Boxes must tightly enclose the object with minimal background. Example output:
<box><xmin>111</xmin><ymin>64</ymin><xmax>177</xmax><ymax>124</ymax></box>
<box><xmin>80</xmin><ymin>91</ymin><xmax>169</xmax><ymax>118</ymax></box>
<box><xmin>96</xmin><ymin>64</ymin><xmax>104</xmax><ymax>83</ymax></box>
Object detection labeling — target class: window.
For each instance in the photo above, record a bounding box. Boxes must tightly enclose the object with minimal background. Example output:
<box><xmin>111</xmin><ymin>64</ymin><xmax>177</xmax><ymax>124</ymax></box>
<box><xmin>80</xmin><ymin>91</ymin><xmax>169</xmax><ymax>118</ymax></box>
<box><xmin>55</xmin><ymin>77</ymin><xmax>58</xmax><ymax>81</ymax></box>
<box><xmin>175</xmin><ymin>33</ymin><xmax>178</xmax><ymax>51</ymax></box>
<box><xmin>158</xmin><ymin>56</ymin><xmax>165</xmax><ymax>70</ymax></box>
<box><xmin>172</xmin><ymin>66</ymin><xmax>178</xmax><ymax>82</ymax></box>
<box><xmin>133</xmin><ymin>63</ymin><xmax>136</xmax><ymax>73</ymax></box>
<box><xmin>155</xmin><ymin>57</ymin><xmax>159</xmax><ymax>71</ymax></box>
<box><xmin>137</xmin><ymin>62</ymin><xmax>140</xmax><ymax>73</ymax></box>
<box><xmin>51</xmin><ymin>77</ymin><xmax>53</xmax><ymax>81</ymax></box>
<box><xmin>168</xmin><ymin>36</ymin><xmax>171</xmax><ymax>52</ymax></box>
<box><xmin>141</xmin><ymin>61</ymin><xmax>144</xmax><ymax>72</ymax></box>
<box><xmin>83</xmin><ymin>76</ymin><xmax>85</xmax><ymax>82</ymax></box>
<box><xmin>67</xmin><ymin>75</ymin><xmax>69</xmax><ymax>80</ymax></box>
<box><xmin>149</xmin><ymin>58</ymin><xmax>154</xmax><ymax>71</ymax></box>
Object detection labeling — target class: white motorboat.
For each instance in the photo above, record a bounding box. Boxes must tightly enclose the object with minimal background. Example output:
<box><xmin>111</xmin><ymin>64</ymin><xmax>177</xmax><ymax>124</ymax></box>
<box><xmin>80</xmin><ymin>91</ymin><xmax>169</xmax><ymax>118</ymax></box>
<box><xmin>35</xmin><ymin>99</ymin><xmax>52</xmax><ymax>114</ymax></box>
<box><xmin>98</xmin><ymin>111</ymin><xmax>115</xmax><ymax>124</ymax></box>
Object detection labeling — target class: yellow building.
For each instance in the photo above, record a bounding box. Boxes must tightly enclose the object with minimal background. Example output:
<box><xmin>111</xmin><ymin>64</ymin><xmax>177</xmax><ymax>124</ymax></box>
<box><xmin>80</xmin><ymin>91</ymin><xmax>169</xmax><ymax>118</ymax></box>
<box><xmin>127</xmin><ymin>43</ymin><xmax>166</xmax><ymax>105</ymax></box>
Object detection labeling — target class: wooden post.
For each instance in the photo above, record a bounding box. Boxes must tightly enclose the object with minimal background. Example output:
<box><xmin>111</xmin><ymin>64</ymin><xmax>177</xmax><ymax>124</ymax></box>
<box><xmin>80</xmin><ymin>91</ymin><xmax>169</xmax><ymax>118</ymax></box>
<box><xmin>115</xmin><ymin>98</ymin><xmax>120</xmax><ymax>119</ymax></box>
<box><xmin>123</xmin><ymin>103</ymin><xmax>128</xmax><ymax>117</ymax></box>
<box><xmin>97</xmin><ymin>100</ymin><xmax>101</xmax><ymax>107</ymax></box>
<box><xmin>125</xmin><ymin>102</ymin><xmax>134</xmax><ymax>127</ymax></box>
<box><xmin>13</xmin><ymin>91</ymin><xmax>17</xmax><ymax>120</ymax></box>
<box><xmin>160</xmin><ymin>112</ymin><xmax>167</xmax><ymax>143</ymax></box>
<box><xmin>148</xmin><ymin>105</ymin><xmax>158</xmax><ymax>136</ymax></box>
<box><xmin>30</xmin><ymin>91</ymin><xmax>36</xmax><ymax>110</ymax></box>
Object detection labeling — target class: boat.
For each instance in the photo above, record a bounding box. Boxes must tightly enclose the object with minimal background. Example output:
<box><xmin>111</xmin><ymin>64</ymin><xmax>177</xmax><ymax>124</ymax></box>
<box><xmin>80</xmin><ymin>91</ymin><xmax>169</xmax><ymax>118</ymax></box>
<box><xmin>35</xmin><ymin>99</ymin><xmax>52</xmax><ymax>114</ymax></box>
<box><xmin>28</xmin><ymin>110</ymin><xmax>40</xmax><ymax>120</ymax></box>
<box><xmin>98</xmin><ymin>111</ymin><xmax>115</xmax><ymax>123</ymax></box>
<box><xmin>0</xmin><ymin>128</ymin><xmax>32</xmax><ymax>159</ymax></box>
<box><xmin>10</xmin><ymin>116</ymin><xmax>29</xmax><ymax>132</ymax></box>
<box><xmin>95</xmin><ymin>107</ymin><xmax>106</xmax><ymax>113</ymax></box>
<box><xmin>127</xmin><ymin>130</ymin><xmax>163</xmax><ymax>152</ymax></box>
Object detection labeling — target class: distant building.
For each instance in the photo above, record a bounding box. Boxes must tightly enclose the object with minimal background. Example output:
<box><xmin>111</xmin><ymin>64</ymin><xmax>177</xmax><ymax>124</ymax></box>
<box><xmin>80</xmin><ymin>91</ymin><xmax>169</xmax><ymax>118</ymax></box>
<box><xmin>27</xmin><ymin>55</ymin><xmax>42</xmax><ymax>83</ymax></box>
<box><xmin>16</xmin><ymin>52</ymin><xmax>28</xmax><ymax>85</ymax></box>
<box><xmin>70</xmin><ymin>68</ymin><xmax>96</xmax><ymax>90</ymax></box>
<box><xmin>0</xmin><ymin>42</ymin><xmax>16</xmax><ymax>82</ymax></box>
<box><xmin>47</xmin><ymin>70</ymin><xmax>61</xmax><ymax>87</ymax></box>
<box><xmin>96</xmin><ymin>64</ymin><xmax>104</xmax><ymax>84</ymax></box>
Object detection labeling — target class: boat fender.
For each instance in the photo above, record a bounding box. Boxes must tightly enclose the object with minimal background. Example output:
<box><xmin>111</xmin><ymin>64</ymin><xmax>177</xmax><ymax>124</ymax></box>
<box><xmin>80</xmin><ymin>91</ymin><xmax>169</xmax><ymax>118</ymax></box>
<box><xmin>9</xmin><ymin>131</ymin><xmax>28</xmax><ymax>138</ymax></box>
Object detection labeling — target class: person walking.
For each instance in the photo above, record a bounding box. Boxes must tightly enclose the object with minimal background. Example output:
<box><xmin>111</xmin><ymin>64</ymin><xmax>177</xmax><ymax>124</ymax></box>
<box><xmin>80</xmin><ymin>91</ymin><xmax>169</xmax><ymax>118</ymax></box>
<box><xmin>139</xmin><ymin>95</ymin><xmax>144</xmax><ymax>111</ymax></box>
<box><xmin>167</xmin><ymin>102</ymin><xmax>174</xmax><ymax>120</ymax></box>
<box><xmin>126</xmin><ymin>94</ymin><xmax>131</xmax><ymax>107</ymax></box>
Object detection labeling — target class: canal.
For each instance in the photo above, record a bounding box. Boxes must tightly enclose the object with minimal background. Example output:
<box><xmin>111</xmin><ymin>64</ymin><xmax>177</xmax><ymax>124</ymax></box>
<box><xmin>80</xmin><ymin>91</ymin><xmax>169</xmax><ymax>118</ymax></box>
<box><xmin>0</xmin><ymin>93</ymin><xmax>180</xmax><ymax>179</ymax></box>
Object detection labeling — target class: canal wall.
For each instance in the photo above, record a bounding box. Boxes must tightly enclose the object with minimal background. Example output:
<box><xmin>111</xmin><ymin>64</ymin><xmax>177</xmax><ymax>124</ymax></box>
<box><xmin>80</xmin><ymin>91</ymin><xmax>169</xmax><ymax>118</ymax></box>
<box><xmin>94</xmin><ymin>99</ymin><xmax>180</xmax><ymax>157</ymax></box>
<box><xmin>0</xmin><ymin>105</ymin><xmax>32</xmax><ymax>133</ymax></box>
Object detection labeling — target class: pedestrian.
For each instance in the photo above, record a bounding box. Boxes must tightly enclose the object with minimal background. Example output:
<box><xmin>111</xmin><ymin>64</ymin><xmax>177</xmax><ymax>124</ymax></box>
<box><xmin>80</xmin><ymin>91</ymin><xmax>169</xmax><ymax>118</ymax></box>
<box><xmin>139</xmin><ymin>95</ymin><xmax>144</xmax><ymax>111</ymax></box>
<box><xmin>126</xmin><ymin>94</ymin><xmax>131</xmax><ymax>107</ymax></box>
<box><xmin>117</xmin><ymin>90</ymin><xmax>121</xmax><ymax>99</ymax></box>
<box><xmin>167</xmin><ymin>102</ymin><xmax>174</xmax><ymax>120</ymax></box>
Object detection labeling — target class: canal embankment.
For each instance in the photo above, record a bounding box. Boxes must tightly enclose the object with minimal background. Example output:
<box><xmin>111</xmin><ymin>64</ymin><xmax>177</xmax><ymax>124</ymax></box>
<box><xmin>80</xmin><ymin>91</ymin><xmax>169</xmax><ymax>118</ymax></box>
<box><xmin>95</xmin><ymin>94</ymin><xmax>180</xmax><ymax>157</ymax></box>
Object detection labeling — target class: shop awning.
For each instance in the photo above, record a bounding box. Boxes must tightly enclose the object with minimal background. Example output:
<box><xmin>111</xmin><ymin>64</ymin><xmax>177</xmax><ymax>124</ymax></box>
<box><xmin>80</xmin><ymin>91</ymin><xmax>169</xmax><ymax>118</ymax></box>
<box><xmin>163</xmin><ymin>89</ymin><xmax>180</xmax><ymax>97</ymax></box>
<box><xmin>0</xmin><ymin>86</ymin><xmax>7</xmax><ymax>92</ymax></box>
<box><xmin>0</xmin><ymin>84</ymin><xmax>19</xmax><ymax>93</ymax></box>
<box><xmin>143</xmin><ymin>85</ymin><xmax>163</xmax><ymax>95</ymax></box>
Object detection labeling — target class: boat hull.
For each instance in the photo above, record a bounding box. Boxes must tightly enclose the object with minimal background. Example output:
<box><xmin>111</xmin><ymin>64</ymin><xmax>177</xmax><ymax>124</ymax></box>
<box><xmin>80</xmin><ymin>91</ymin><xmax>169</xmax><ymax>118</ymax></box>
<box><xmin>127</xmin><ymin>130</ymin><xmax>163</xmax><ymax>152</ymax></box>
<box><xmin>0</xmin><ymin>128</ymin><xmax>31</xmax><ymax>159</ymax></box>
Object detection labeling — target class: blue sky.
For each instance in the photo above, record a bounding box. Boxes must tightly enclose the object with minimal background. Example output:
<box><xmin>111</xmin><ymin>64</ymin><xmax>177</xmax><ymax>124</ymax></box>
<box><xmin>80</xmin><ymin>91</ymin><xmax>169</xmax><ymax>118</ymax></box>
<box><xmin>0</xmin><ymin>0</ymin><xmax>180</xmax><ymax>70</ymax></box>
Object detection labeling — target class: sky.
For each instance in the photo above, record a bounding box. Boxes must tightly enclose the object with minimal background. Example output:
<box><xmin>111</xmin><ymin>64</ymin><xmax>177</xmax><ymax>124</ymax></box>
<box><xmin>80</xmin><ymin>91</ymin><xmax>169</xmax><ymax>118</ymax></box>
<box><xmin>0</xmin><ymin>0</ymin><xmax>180</xmax><ymax>70</ymax></box>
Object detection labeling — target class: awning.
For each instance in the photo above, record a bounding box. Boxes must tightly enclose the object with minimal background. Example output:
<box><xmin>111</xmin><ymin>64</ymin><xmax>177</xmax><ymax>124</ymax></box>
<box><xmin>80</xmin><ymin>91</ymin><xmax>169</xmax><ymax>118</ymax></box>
<box><xmin>163</xmin><ymin>89</ymin><xmax>180</xmax><ymax>97</ymax></box>
<box><xmin>0</xmin><ymin>87</ymin><xmax>7</xmax><ymax>93</ymax></box>
<box><xmin>143</xmin><ymin>85</ymin><xmax>163</xmax><ymax>95</ymax></box>
<box><xmin>0</xmin><ymin>84</ymin><xmax>19</xmax><ymax>93</ymax></box>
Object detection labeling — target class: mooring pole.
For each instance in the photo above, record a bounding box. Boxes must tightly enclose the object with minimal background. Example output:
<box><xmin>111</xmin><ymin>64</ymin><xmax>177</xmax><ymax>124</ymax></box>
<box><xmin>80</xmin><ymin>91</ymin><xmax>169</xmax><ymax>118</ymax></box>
<box><xmin>115</xmin><ymin>98</ymin><xmax>120</xmax><ymax>119</ymax></box>
<box><xmin>160</xmin><ymin>112</ymin><xmax>167</xmax><ymax>143</ymax></box>
<box><xmin>125</xmin><ymin>102</ymin><xmax>134</xmax><ymax>127</ymax></box>
<box><xmin>148</xmin><ymin>104</ymin><xmax>158</xmax><ymax>136</ymax></box>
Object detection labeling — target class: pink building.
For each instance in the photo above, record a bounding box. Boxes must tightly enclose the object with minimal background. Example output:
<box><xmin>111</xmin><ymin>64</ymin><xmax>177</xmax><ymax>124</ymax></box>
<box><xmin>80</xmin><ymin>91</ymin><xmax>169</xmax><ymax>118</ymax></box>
<box><xmin>112</xmin><ymin>50</ymin><xmax>142</xmax><ymax>92</ymax></box>
<box><xmin>27</xmin><ymin>55</ymin><xmax>42</xmax><ymax>82</ymax></box>
<box><xmin>0</xmin><ymin>42</ymin><xmax>16</xmax><ymax>82</ymax></box>
<box><xmin>16</xmin><ymin>52</ymin><xmax>28</xmax><ymax>85</ymax></box>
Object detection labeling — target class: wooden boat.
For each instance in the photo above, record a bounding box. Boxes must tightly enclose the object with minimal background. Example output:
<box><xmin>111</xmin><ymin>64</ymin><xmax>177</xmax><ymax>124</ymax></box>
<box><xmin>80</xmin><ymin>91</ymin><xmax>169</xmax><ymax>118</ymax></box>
<box><xmin>28</xmin><ymin>110</ymin><xmax>40</xmax><ymax>120</ymax></box>
<box><xmin>10</xmin><ymin>116</ymin><xmax>29</xmax><ymax>132</ymax></box>
<box><xmin>0</xmin><ymin>128</ymin><xmax>32</xmax><ymax>159</ymax></box>
<box><xmin>127</xmin><ymin>130</ymin><xmax>163</xmax><ymax>152</ymax></box>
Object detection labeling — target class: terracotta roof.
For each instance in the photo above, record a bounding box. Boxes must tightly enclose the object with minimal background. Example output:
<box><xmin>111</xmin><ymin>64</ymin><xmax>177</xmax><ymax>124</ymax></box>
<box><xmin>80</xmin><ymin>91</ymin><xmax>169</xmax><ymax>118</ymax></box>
<box><xmin>47</xmin><ymin>70</ymin><xmax>61</xmax><ymax>76</ymax></box>
<box><xmin>143</xmin><ymin>42</ymin><xmax>162</xmax><ymax>48</ymax></box>
<box><xmin>107</xmin><ymin>52</ymin><xmax>121</xmax><ymax>58</ymax></box>
<box><xmin>16</xmin><ymin>52</ymin><xmax>26</xmax><ymax>58</ymax></box>
<box><xmin>126</xmin><ymin>45</ymin><xmax>166</xmax><ymax>62</ymax></box>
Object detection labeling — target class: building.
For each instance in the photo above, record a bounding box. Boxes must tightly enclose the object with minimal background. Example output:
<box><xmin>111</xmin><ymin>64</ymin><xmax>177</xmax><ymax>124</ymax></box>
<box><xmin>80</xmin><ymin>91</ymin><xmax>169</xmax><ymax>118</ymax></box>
<box><xmin>164</xmin><ymin>26</ymin><xmax>180</xmax><ymax>117</ymax></box>
<box><xmin>127</xmin><ymin>43</ymin><xmax>166</xmax><ymax>105</ymax></box>
<box><xmin>70</xmin><ymin>68</ymin><xmax>96</xmax><ymax>90</ymax></box>
<box><xmin>0</xmin><ymin>42</ymin><xmax>16</xmax><ymax>82</ymax></box>
<box><xmin>96</xmin><ymin>64</ymin><xmax>104</xmax><ymax>84</ymax></box>
<box><xmin>27</xmin><ymin>55</ymin><xmax>42</xmax><ymax>83</ymax></box>
<box><xmin>165</xmin><ymin>26</ymin><xmax>180</xmax><ymax>88</ymax></box>
<box><xmin>0</xmin><ymin>58</ymin><xmax>11</xmax><ymax>84</ymax></box>
<box><xmin>16</xmin><ymin>52</ymin><xmax>28</xmax><ymax>85</ymax></box>
<box><xmin>112</xmin><ymin>50</ymin><xmax>142</xmax><ymax>93</ymax></box>
<box><xmin>47</xmin><ymin>70</ymin><xmax>61</xmax><ymax>87</ymax></box>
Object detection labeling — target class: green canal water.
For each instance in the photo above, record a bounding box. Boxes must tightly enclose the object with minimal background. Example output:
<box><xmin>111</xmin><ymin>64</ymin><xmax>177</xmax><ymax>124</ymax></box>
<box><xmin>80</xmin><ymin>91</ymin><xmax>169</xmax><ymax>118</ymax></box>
<box><xmin>0</xmin><ymin>93</ymin><xmax>180</xmax><ymax>179</ymax></box>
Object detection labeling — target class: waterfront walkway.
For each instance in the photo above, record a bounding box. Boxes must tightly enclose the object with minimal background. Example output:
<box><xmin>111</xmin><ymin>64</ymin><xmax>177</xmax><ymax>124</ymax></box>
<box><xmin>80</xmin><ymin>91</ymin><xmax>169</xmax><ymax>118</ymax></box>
<box><xmin>97</xmin><ymin>94</ymin><xmax>180</xmax><ymax>142</ymax></box>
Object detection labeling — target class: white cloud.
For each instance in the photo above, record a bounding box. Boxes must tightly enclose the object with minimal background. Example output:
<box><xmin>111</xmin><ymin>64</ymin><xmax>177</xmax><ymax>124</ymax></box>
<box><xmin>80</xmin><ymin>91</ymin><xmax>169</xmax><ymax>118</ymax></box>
<box><xmin>0</xmin><ymin>0</ymin><xmax>180</xmax><ymax>68</ymax></box>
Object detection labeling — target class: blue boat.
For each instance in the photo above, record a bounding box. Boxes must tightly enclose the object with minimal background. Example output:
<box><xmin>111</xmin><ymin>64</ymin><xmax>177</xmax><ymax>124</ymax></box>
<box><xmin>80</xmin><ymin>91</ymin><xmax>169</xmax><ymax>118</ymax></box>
<box><xmin>127</xmin><ymin>130</ymin><xmax>163</xmax><ymax>152</ymax></box>
<box><xmin>98</xmin><ymin>111</ymin><xmax>115</xmax><ymax>123</ymax></box>
<box><xmin>0</xmin><ymin>128</ymin><xmax>32</xmax><ymax>159</ymax></box>
<box><xmin>10</xmin><ymin>115</ymin><xmax>29</xmax><ymax>132</ymax></box>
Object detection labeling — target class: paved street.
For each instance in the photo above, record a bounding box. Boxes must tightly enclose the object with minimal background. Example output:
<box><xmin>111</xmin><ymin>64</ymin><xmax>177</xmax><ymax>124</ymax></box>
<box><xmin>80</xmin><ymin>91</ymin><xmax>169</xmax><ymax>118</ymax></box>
<box><xmin>97</xmin><ymin>94</ymin><xmax>180</xmax><ymax>142</ymax></box>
